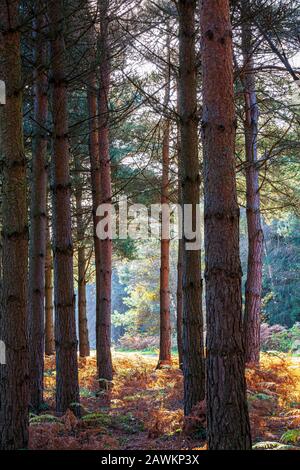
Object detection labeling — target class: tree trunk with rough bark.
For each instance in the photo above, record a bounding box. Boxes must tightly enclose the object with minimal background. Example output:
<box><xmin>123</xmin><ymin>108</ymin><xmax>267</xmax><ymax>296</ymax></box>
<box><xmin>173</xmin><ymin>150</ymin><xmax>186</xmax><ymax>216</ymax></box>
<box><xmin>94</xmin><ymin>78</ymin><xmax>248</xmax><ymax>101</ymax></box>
<box><xmin>74</xmin><ymin>160</ymin><xmax>90</xmax><ymax>357</ymax></box>
<box><xmin>0</xmin><ymin>0</ymin><xmax>30</xmax><ymax>449</ymax></box>
<box><xmin>157</xmin><ymin>44</ymin><xmax>171</xmax><ymax>368</ymax></box>
<box><xmin>176</xmin><ymin>87</ymin><xmax>183</xmax><ymax>371</ymax></box>
<box><xmin>45</xmin><ymin>219</ymin><xmax>55</xmax><ymax>356</ymax></box>
<box><xmin>176</xmin><ymin>168</ymin><xmax>184</xmax><ymax>370</ymax></box>
<box><xmin>28</xmin><ymin>4</ymin><xmax>48</xmax><ymax>412</ymax></box>
<box><xmin>97</xmin><ymin>0</ymin><xmax>113</xmax><ymax>386</ymax></box>
<box><xmin>87</xmin><ymin>66</ymin><xmax>102</xmax><ymax>364</ymax></box>
<box><xmin>85</xmin><ymin>7</ymin><xmax>101</xmax><ymax>366</ymax></box>
<box><xmin>178</xmin><ymin>0</ymin><xmax>205</xmax><ymax>416</ymax></box>
<box><xmin>201</xmin><ymin>0</ymin><xmax>252</xmax><ymax>449</ymax></box>
<box><xmin>157</xmin><ymin>118</ymin><xmax>172</xmax><ymax>368</ymax></box>
<box><xmin>241</xmin><ymin>2</ymin><xmax>263</xmax><ymax>366</ymax></box>
<box><xmin>48</xmin><ymin>0</ymin><xmax>80</xmax><ymax>415</ymax></box>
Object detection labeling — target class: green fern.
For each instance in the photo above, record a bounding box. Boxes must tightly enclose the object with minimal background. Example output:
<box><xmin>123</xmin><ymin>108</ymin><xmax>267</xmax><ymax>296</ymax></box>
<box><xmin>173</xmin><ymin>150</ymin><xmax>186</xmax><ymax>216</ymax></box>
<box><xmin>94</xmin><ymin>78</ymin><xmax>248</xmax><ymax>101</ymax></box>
<box><xmin>30</xmin><ymin>414</ymin><xmax>61</xmax><ymax>425</ymax></box>
<box><xmin>280</xmin><ymin>429</ymin><xmax>300</xmax><ymax>444</ymax></box>
<box><xmin>82</xmin><ymin>412</ymin><xmax>112</xmax><ymax>427</ymax></box>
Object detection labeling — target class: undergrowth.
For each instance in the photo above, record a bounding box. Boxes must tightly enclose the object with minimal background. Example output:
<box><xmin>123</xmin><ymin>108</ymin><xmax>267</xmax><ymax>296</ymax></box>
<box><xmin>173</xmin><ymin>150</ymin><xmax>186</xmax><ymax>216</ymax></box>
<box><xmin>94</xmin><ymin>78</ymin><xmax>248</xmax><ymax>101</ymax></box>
<box><xmin>29</xmin><ymin>352</ymin><xmax>300</xmax><ymax>450</ymax></box>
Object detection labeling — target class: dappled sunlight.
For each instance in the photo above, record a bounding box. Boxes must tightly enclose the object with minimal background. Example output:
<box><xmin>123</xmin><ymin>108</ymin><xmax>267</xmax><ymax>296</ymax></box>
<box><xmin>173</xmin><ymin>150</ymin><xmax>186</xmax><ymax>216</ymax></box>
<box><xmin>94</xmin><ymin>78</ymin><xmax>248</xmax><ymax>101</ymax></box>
<box><xmin>29</xmin><ymin>352</ymin><xmax>300</xmax><ymax>450</ymax></box>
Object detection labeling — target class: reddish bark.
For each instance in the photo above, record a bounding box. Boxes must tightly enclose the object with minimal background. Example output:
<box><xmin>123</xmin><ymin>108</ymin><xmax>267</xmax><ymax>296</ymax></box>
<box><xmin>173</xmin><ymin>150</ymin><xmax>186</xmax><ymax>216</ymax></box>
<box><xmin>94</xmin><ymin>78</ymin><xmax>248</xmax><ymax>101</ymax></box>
<box><xmin>201</xmin><ymin>0</ymin><xmax>252</xmax><ymax>449</ymax></box>
<box><xmin>86</xmin><ymin>22</ymin><xmax>102</xmax><ymax>364</ymax></box>
<box><xmin>241</xmin><ymin>3</ymin><xmax>263</xmax><ymax>366</ymax></box>
<box><xmin>87</xmin><ymin>66</ymin><xmax>102</xmax><ymax>362</ymax></box>
<box><xmin>97</xmin><ymin>0</ymin><xmax>113</xmax><ymax>385</ymax></box>
<box><xmin>157</xmin><ymin>117</ymin><xmax>172</xmax><ymax>368</ymax></box>
<box><xmin>0</xmin><ymin>0</ymin><xmax>29</xmax><ymax>449</ymax></box>
<box><xmin>45</xmin><ymin>219</ymin><xmax>55</xmax><ymax>356</ymax></box>
<box><xmin>176</xmin><ymin>88</ymin><xmax>183</xmax><ymax>371</ymax></box>
<box><xmin>28</xmin><ymin>4</ymin><xmax>48</xmax><ymax>412</ymax></box>
<box><xmin>74</xmin><ymin>159</ymin><xmax>90</xmax><ymax>357</ymax></box>
<box><xmin>178</xmin><ymin>0</ymin><xmax>205</xmax><ymax>415</ymax></box>
<box><xmin>176</xmin><ymin>236</ymin><xmax>184</xmax><ymax>370</ymax></box>
<box><xmin>176</xmin><ymin>171</ymin><xmax>184</xmax><ymax>370</ymax></box>
<box><xmin>48</xmin><ymin>0</ymin><xmax>80</xmax><ymax>415</ymax></box>
<box><xmin>157</xmin><ymin>42</ymin><xmax>172</xmax><ymax>368</ymax></box>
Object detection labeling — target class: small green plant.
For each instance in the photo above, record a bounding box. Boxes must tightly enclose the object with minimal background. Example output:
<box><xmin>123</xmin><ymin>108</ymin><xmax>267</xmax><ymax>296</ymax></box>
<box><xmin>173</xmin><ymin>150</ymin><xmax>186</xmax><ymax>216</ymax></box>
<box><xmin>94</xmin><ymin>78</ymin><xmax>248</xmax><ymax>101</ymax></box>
<box><xmin>80</xmin><ymin>387</ymin><xmax>97</xmax><ymax>398</ymax></box>
<box><xmin>82</xmin><ymin>412</ymin><xmax>112</xmax><ymax>427</ymax></box>
<box><xmin>44</xmin><ymin>369</ymin><xmax>56</xmax><ymax>377</ymax></box>
<box><xmin>280</xmin><ymin>429</ymin><xmax>300</xmax><ymax>444</ymax></box>
<box><xmin>114</xmin><ymin>413</ymin><xmax>144</xmax><ymax>433</ymax></box>
<box><xmin>30</xmin><ymin>414</ymin><xmax>61</xmax><ymax>425</ymax></box>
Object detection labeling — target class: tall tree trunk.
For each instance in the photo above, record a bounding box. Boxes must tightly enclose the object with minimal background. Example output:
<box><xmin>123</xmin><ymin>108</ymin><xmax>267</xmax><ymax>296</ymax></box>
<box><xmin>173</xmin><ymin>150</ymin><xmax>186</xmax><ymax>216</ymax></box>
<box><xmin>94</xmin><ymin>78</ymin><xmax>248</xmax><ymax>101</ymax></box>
<box><xmin>0</xmin><ymin>0</ymin><xmax>29</xmax><ymax>449</ymax></box>
<box><xmin>28</xmin><ymin>4</ymin><xmax>48</xmax><ymax>412</ymax></box>
<box><xmin>176</xmin><ymin>86</ymin><xmax>183</xmax><ymax>370</ymax></box>
<box><xmin>87</xmin><ymin>65</ymin><xmax>102</xmax><ymax>365</ymax></box>
<box><xmin>241</xmin><ymin>2</ymin><xmax>263</xmax><ymax>366</ymax></box>
<box><xmin>48</xmin><ymin>0</ymin><xmax>80</xmax><ymax>415</ymax></box>
<box><xmin>74</xmin><ymin>161</ymin><xmax>90</xmax><ymax>357</ymax></box>
<box><xmin>157</xmin><ymin>44</ymin><xmax>171</xmax><ymax>368</ymax></box>
<box><xmin>45</xmin><ymin>219</ymin><xmax>55</xmax><ymax>356</ymax></box>
<box><xmin>97</xmin><ymin>0</ymin><xmax>113</xmax><ymax>386</ymax></box>
<box><xmin>176</xmin><ymin>167</ymin><xmax>184</xmax><ymax>370</ymax></box>
<box><xmin>86</xmin><ymin>17</ymin><xmax>102</xmax><ymax>352</ymax></box>
<box><xmin>201</xmin><ymin>0</ymin><xmax>252</xmax><ymax>449</ymax></box>
<box><xmin>157</xmin><ymin>119</ymin><xmax>172</xmax><ymax>368</ymax></box>
<box><xmin>176</xmin><ymin>236</ymin><xmax>184</xmax><ymax>370</ymax></box>
<box><xmin>178</xmin><ymin>0</ymin><xmax>205</xmax><ymax>416</ymax></box>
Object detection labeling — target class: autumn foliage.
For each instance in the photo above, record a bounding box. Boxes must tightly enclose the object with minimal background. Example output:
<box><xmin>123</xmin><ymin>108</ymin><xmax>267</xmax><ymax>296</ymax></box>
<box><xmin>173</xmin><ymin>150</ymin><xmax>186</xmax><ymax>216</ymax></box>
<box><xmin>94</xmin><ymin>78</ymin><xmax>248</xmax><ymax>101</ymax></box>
<box><xmin>29</xmin><ymin>353</ymin><xmax>300</xmax><ymax>450</ymax></box>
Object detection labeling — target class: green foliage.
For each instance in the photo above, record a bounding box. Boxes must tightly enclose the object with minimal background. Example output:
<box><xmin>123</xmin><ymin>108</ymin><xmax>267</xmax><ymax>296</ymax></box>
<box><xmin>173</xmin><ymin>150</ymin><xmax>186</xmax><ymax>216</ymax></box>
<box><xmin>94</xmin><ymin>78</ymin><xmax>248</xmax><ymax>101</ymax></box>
<box><xmin>240</xmin><ymin>214</ymin><xmax>300</xmax><ymax>328</ymax></box>
<box><xmin>113</xmin><ymin>240</ymin><xmax>178</xmax><ymax>341</ymax></box>
<box><xmin>261</xmin><ymin>323</ymin><xmax>300</xmax><ymax>353</ymax></box>
<box><xmin>252</xmin><ymin>393</ymin><xmax>273</xmax><ymax>401</ymax></box>
<box><xmin>30</xmin><ymin>414</ymin><xmax>61</xmax><ymax>425</ymax></box>
<box><xmin>82</xmin><ymin>412</ymin><xmax>112</xmax><ymax>427</ymax></box>
<box><xmin>252</xmin><ymin>441</ymin><xmax>298</xmax><ymax>450</ymax></box>
<box><xmin>280</xmin><ymin>429</ymin><xmax>300</xmax><ymax>444</ymax></box>
<box><xmin>262</xmin><ymin>216</ymin><xmax>300</xmax><ymax>326</ymax></box>
<box><xmin>82</xmin><ymin>411</ymin><xmax>144</xmax><ymax>434</ymax></box>
<box><xmin>79</xmin><ymin>387</ymin><xmax>97</xmax><ymax>398</ymax></box>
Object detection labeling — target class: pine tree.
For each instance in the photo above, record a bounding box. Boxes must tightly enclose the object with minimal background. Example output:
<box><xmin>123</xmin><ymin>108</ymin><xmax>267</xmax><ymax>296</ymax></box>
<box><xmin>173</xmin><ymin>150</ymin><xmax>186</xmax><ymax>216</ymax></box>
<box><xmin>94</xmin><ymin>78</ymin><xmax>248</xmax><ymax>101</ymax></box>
<box><xmin>0</xmin><ymin>0</ymin><xmax>29</xmax><ymax>449</ymax></box>
<box><xmin>48</xmin><ymin>0</ymin><xmax>80</xmax><ymax>415</ymax></box>
<box><xmin>97</xmin><ymin>0</ymin><xmax>113</xmax><ymax>386</ymax></box>
<box><xmin>28</xmin><ymin>2</ymin><xmax>48</xmax><ymax>412</ymax></box>
<box><xmin>241</xmin><ymin>0</ymin><xmax>263</xmax><ymax>365</ymax></box>
<box><xmin>201</xmin><ymin>0</ymin><xmax>252</xmax><ymax>449</ymax></box>
<box><xmin>178</xmin><ymin>0</ymin><xmax>205</xmax><ymax>415</ymax></box>
<box><xmin>74</xmin><ymin>157</ymin><xmax>90</xmax><ymax>357</ymax></box>
<box><xmin>45</xmin><ymin>217</ymin><xmax>55</xmax><ymax>356</ymax></box>
<box><xmin>157</xmin><ymin>40</ymin><xmax>172</xmax><ymax>369</ymax></box>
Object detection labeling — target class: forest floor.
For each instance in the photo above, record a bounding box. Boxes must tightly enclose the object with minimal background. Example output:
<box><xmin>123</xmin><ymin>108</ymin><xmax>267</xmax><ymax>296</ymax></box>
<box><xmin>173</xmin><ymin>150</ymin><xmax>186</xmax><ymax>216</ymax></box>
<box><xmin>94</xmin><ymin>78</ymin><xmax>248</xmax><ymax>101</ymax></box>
<box><xmin>29</xmin><ymin>352</ymin><xmax>300</xmax><ymax>450</ymax></box>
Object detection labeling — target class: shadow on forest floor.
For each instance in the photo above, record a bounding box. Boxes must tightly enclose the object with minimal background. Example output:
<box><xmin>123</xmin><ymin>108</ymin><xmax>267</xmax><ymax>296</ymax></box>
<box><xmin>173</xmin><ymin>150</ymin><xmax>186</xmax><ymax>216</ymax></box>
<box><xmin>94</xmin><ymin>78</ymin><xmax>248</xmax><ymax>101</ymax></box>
<box><xmin>29</xmin><ymin>353</ymin><xmax>300</xmax><ymax>450</ymax></box>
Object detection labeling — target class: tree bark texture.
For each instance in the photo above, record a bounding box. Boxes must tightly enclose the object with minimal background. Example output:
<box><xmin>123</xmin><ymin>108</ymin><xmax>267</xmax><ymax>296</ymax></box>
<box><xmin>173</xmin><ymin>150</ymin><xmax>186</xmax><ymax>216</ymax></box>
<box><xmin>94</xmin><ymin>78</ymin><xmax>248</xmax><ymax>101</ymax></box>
<box><xmin>86</xmin><ymin>21</ymin><xmax>102</xmax><ymax>368</ymax></box>
<box><xmin>28</xmin><ymin>4</ymin><xmax>48</xmax><ymax>412</ymax></box>
<box><xmin>45</xmin><ymin>219</ymin><xmax>55</xmax><ymax>356</ymax></box>
<box><xmin>176</xmin><ymin>86</ymin><xmax>183</xmax><ymax>371</ymax></box>
<box><xmin>176</xmin><ymin>182</ymin><xmax>184</xmax><ymax>370</ymax></box>
<box><xmin>48</xmin><ymin>0</ymin><xmax>80</xmax><ymax>415</ymax></box>
<box><xmin>0</xmin><ymin>0</ymin><xmax>29</xmax><ymax>449</ymax></box>
<box><xmin>157</xmin><ymin>119</ymin><xmax>172</xmax><ymax>367</ymax></box>
<box><xmin>178</xmin><ymin>0</ymin><xmax>205</xmax><ymax>416</ymax></box>
<box><xmin>87</xmin><ymin>68</ymin><xmax>102</xmax><ymax>361</ymax></box>
<box><xmin>74</xmin><ymin>159</ymin><xmax>90</xmax><ymax>357</ymax></box>
<box><xmin>157</xmin><ymin>42</ymin><xmax>172</xmax><ymax>368</ymax></box>
<box><xmin>241</xmin><ymin>2</ymin><xmax>263</xmax><ymax>366</ymax></box>
<box><xmin>97</xmin><ymin>0</ymin><xmax>113</xmax><ymax>385</ymax></box>
<box><xmin>201</xmin><ymin>0</ymin><xmax>252</xmax><ymax>449</ymax></box>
